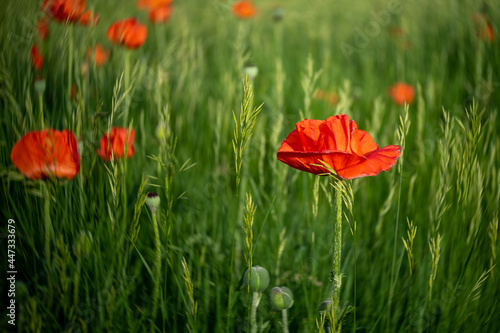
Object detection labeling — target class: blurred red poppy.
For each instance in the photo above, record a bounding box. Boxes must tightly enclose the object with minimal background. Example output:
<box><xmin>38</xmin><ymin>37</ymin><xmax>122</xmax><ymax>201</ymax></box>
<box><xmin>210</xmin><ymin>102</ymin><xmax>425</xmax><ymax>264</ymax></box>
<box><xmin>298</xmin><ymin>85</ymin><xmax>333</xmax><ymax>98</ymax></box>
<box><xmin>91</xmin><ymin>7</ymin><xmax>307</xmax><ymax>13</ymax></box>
<box><xmin>37</xmin><ymin>18</ymin><xmax>49</xmax><ymax>40</ymax></box>
<box><xmin>78</xmin><ymin>9</ymin><xmax>100</xmax><ymax>26</ymax></box>
<box><xmin>473</xmin><ymin>13</ymin><xmax>494</xmax><ymax>42</ymax></box>
<box><xmin>388</xmin><ymin>25</ymin><xmax>405</xmax><ymax>37</ymax></box>
<box><xmin>149</xmin><ymin>6</ymin><xmax>172</xmax><ymax>24</ymax></box>
<box><xmin>388</xmin><ymin>82</ymin><xmax>414</xmax><ymax>106</ymax></box>
<box><xmin>136</xmin><ymin>0</ymin><xmax>172</xmax><ymax>10</ymax></box>
<box><xmin>87</xmin><ymin>44</ymin><xmax>109</xmax><ymax>66</ymax></box>
<box><xmin>107</xmin><ymin>18</ymin><xmax>148</xmax><ymax>49</ymax></box>
<box><xmin>277</xmin><ymin>114</ymin><xmax>401</xmax><ymax>180</ymax></box>
<box><xmin>11</xmin><ymin>129</ymin><xmax>80</xmax><ymax>180</ymax></box>
<box><xmin>314</xmin><ymin>89</ymin><xmax>339</xmax><ymax>106</ymax></box>
<box><xmin>41</xmin><ymin>0</ymin><xmax>86</xmax><ymax>23</ymax></box>
<box><xmin>97</xmin><ymin>127</ymin><xmax>135</xmax><ymax>160</ymax></box>
<box><xmin>232</xmin><ymin>1</ymin><xmax>257</xmax><ymax>19</ymax></box>
<box><xmin>31</xmin><ymin>43</ymin><xmax>44</xmax><ymax>71</ymax></box>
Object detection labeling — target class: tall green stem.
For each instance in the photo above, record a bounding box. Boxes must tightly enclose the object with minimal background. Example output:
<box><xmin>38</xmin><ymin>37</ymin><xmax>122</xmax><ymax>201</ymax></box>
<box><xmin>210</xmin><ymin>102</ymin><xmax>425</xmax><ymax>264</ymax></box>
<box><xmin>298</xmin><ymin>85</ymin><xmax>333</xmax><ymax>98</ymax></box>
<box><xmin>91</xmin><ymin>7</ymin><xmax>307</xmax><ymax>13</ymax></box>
<box><xmin>151</xmin><ymin>208</ymin><xmax>161</xmax><ymax>333</ymax></box>
<box><xmin>332</xmin><ymin>183</ymin><xmax>342</xmax><ymax>332</ymax></box>
<box><xmin>281</xmin><ymin>309</ymin><xmax>289</xmax><ymax>333</ymax></box>
<box><xmin>67</xmin><ymin>24</ymin><xmax>73</xmax><ymax>105</ymax></box>
<box><xmin>250</xmin><ymin>291</ymin><xmax>261</xmax><ymax>333</ymax></box>
<box><xmin>38</xmin><ymin>92</ymin><xmax>44</xmax><ymax>128</ymax></box>
<box><xmin>124</xmin><ymin>50</ymin><xmax>131</xmax><ymax>124</ymax></box>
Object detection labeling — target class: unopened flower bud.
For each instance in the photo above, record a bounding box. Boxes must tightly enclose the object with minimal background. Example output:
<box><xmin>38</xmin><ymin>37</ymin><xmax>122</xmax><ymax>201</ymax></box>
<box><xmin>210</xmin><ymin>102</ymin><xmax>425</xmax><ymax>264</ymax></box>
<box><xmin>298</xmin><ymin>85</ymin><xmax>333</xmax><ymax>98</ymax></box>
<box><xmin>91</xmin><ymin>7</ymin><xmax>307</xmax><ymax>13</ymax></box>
<box><xmin>73</xmin><ymin>231</ymin><xmax>93</xmax><ymax>259</ymax></box>
<box><xmin>244</xmin><ymin>266</ymin><xmax>269</xmax><ymax>292</ymax></box>
<box><xmin>244</xmin><ymin>64</ymin><xmax>258</xmax><ymax>81</ymax></box>
<box><xmin>270</xmin><ymin>286</ymin><xmax>294</xmax><ymax>310</ymax></box>
<box><xmin>146</xmin><ymin>192</ymin><xmax>160</xmax><ymax>211</ymax></box>
<box><xmin>155</xmin><ymin>122</ymin><xmax>167</xmax><ymax>141</ymax></box>
<box><xmin>34</xmin><ymin>78</ymin><xmax>46</xmax><ymax>95</ymax></box>
<box><xmin>272</xmin><ymin>6</ymin><xmax>284</xmax><ymax>22</ymax></box>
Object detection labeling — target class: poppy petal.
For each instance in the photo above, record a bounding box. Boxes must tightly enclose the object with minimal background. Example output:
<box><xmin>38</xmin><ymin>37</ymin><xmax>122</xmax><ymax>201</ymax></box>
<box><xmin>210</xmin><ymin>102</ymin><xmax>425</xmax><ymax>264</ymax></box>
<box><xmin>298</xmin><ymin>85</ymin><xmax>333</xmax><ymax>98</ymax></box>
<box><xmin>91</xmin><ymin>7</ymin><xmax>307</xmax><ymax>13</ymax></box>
<box><xmin>336</xmin><ymin>145</ymin><xmax>401</xmax><ymax>179</ymax></box>
<box><xmin>277</xmin><ymin>114</ymin><xmax>401</xmax><ymax>179</ymax></box>
<box><xmin>11</xmin><ymin>130</ymin><xmax>80</xmax><ymax>180</ymax></box>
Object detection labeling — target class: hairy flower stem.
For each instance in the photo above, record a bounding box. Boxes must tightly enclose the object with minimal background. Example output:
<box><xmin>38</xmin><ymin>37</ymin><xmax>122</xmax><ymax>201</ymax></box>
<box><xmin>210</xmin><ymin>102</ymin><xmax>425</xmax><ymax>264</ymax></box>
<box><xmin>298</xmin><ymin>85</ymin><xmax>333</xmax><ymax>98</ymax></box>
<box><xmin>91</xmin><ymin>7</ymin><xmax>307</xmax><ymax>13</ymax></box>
<box><xmin>124</xmin><ymin>50</ymin><xmax>131</xmax><ymax>124</ymax></box>
<box><xmin>332</xmin><ymin>183</ymin><xmax>342</xmax><ymax>332</ymax></box>
<box><xmin>281</xmin><ymin>309</ymin><xmax>289</xmax><ymax>333</ymax></box>
<box><xmin>150</xmin><ymin>208</ymin><xmax>161</xmax><ymax>333</ymax></box>
<box><xmin>250</xmin><ymin>291</ymin><xmax>261</xmax><ymax>333</ymax></box>
<box><xmin>38</xmin><ymin>92</ymin><xmax>44</xmax><ymax>127</ymax></box>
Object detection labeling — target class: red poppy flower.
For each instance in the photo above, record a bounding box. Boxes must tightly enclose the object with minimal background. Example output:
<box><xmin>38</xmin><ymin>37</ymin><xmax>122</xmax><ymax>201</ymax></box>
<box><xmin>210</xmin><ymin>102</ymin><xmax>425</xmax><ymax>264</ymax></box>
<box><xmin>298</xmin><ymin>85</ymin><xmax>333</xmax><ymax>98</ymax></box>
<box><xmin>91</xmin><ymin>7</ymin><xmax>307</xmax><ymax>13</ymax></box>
<box><xmin>97</xmin><ymin>127</ymin><xmax>135</xmax><ymax>160</ymax></box>
<box><xmin>78</xmin><ymin>10</ymin><xmax>100</xmax><ymax>26</ymax></box>
<box><xmin>87</xmin><ymin>44</ymin><xmax>109</xmax><ymax>66</ymax></box>
<box><xmin>277</xmin><ymin>114</ymin><xmax>401</xmax><ymax>180</ymax></box>
<box><xmin>388</xmin><ymin>25</ymin><xmax>405</xmax><ymax>37</ymax></box>
<box><xmin>41</xmin><ymin>0</ymin><xmax>86</xmax><ymax>23</ymax></box>
<box><xmin>387</xmin><ymin>82</ymin><xmax>414</xmax><ymax>106</ymax></box>
<box><xmin>107</xmin><ymin>18</ymin><xmax>148</xmax><ymax>49</ymax></box>
<box><xmin>136</xmin><ymin>0</ymin><xmax>172</xmax><ymax>10</ymax></box>
<box><xmin>11</xmin><ymin>129</ymin><xmax>80</xmax><ymax>180</ymax></box>
<box><xmin>232</xmin><ymin>1</ymin><xmax>257</xmax><ymax>19</ymax></box>
<box><xmin>31</xmin><ymin>43</ymin><xmax>44</xmax><ymax>71</ymax></box>
<box><xmin>149</xmin><ymin>6</ymin><xmax>172</xmax><ymax>24</ymax></box>
<box><xmin>37</xmin><ymin>18</ymin><xmax>49</xmax><ymax>40</ymax></box>
<box><xmin>473</xmin><ymin>13</ymin><xmax>494</xmax><ymax>42</ymax></box>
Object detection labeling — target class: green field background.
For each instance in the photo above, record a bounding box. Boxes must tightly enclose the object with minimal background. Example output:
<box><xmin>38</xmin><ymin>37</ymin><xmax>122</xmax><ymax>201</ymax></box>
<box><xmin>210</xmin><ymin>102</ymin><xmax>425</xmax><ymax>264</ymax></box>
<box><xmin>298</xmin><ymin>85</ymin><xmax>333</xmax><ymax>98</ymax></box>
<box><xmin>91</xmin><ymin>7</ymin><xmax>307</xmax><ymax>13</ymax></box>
<box><xmin>0</xmin><ymin>0</ymin><xmax>499</xmax><ymax>332</ymax></box>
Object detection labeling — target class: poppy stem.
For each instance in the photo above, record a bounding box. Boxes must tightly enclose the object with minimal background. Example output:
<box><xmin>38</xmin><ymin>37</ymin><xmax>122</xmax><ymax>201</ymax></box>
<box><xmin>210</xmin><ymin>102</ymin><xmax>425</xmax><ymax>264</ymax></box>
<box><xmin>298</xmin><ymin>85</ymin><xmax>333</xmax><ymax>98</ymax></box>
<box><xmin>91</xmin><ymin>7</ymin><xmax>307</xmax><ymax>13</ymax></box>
<box><xmin>332</xmin><ymin>183</ymin><xmax>342</xmax><ymax>332</ymax></box>
<box><xmin>250</xmin><ymin>291</ymin><xmax>261</xmax><ymax>333</ymax></box>
<box><xmin>67</xmin><ymin>24</ymin><xmax>73</xmax><ymax>105</ymax></box>
<box><xmin>38</xmin><ymin>91</ymin><xmax>44</xmax><ymax>128</ymax></box>
<box><xmin>282</xmin><ymin>309</ymin><xmax>289</xmax><ymax>333</ymax></box>
<box><xmin>150</xmin><ymin>207</ymin><xmax>161</xmax><ymax>333</ymax></box>
<box><xmin>124</xmin><ymin>50</ymin><xmax>131</xmax><ymax>123</ymax></box>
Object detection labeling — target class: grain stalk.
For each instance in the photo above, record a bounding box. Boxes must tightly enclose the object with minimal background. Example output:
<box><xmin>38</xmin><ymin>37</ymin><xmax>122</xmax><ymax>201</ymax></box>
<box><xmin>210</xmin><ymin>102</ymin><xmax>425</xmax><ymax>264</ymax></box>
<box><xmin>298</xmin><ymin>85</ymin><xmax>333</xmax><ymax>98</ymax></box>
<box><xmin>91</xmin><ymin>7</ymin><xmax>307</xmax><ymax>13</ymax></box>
<box><xmin>228</xmin><ymin>77</ymin><xmax>262</xmax><ymax>330</ymax></box>
<box><xmin>242</xmin><ymin>193</ymin><xmax>256</xmax><ymax>277</ymax></box>
<box><xmin>300</xmin><ymin>53</ymin><xmax>322</xmax><ymax>119</ymax></box>
<box><xmin>488</xmin><ymin>213</ymin><xmax>498</xmax><ymax>276</ymax></box>
<box><xmin>233</xmin><ymin>77</ymin><xmax>263</xmax><ymax>192</ymax></box>
<box><xmin>428</xmin><ymin>234</ymin><xmax>442</xmax><ymax>302</ymax></box>
<box><xmin>402</xmin><ymin>218</ymin><xmax>417</xmax><ymax>277</ymax></box>
<box><xmin>387</xmin><ymin>104</ymin><xmax>410</xmax><ymax>330</ymax></box>
<box><xmin>182</xmin><ymin>257</ymin><xmax>198</xmax><ymax>332</ymax></box>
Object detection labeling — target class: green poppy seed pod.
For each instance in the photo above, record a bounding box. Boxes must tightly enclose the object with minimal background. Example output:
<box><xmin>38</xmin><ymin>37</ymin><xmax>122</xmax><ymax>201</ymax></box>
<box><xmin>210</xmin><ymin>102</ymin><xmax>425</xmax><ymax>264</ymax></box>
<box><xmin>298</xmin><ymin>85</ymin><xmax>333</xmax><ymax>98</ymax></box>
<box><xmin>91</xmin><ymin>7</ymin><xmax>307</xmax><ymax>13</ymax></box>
<box><xmin>146</xmin><ymin>192</ymin><xmax>160</xmax><ymax>211</ymax></box>
<box><xmin>272</xmin><ymin>6</ymin><xmax>284</xmax><ymax>22</ymax></box>
<box><xmin>318</xmin><ymin>299</ymin><xmax>332</xmax><ymax>315</ymax></box>
<box><xmin>34</xmin><ymin>78</ymin><xmax>46</xmax><ymax>95</ymax></box>
<box><xmin>155</xmin><ymin>122</ymin><xmax>166</xmax><ymax>141</ymax></box>
<box><xmin>244</xmin><ymin>266</ymin><xmax>270</xmax><ymax>292</ymax></box>
<box><xmin>73</xmin><ymin>231</ymin><xmax>93</xmax><ymax>260</ymax></box>
<box><xmin>243</xmin><ymin>64</ymin><xmax>258</xmax><ymax>81</ymax></box>
<box><xmin>270</xmin><ymin>286</ymin><xmax>294</xmax><ymax>310</ymax></box>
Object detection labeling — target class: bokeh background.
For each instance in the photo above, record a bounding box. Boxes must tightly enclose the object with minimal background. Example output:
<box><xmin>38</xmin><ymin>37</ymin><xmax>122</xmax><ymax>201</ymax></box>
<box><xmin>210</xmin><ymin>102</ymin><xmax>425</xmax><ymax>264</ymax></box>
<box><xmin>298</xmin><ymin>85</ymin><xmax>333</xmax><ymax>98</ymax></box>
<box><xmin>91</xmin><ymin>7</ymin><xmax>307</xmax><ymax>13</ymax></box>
<box><xmin>0</xmin><ymin>0</ymin><xmax>499</xmax><ymax>332</ymax></box>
